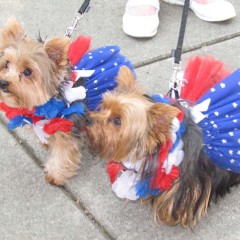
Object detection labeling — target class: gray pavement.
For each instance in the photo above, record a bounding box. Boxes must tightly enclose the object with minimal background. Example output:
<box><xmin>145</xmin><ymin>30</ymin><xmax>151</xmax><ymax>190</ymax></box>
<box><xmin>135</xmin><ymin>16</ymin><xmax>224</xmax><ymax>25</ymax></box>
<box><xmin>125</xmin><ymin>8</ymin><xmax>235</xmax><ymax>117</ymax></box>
<box><xmin>0</xmin><ymin>0</ymin><xmax>240</xmax><ymax>239</ymax></box>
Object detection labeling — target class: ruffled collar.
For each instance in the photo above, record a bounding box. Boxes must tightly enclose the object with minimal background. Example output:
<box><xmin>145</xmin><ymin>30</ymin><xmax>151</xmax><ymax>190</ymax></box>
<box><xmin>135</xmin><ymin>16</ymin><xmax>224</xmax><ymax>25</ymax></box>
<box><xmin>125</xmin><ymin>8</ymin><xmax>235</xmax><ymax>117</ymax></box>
<box><xmin>0</xmin><ymin>92</ymin><xmax>85</xmax><ymax>144</ymax></box>
<box><xmin>106</xmin><ymin>102</ymin><xmax>186</xmax><ymax>201</ymax></box>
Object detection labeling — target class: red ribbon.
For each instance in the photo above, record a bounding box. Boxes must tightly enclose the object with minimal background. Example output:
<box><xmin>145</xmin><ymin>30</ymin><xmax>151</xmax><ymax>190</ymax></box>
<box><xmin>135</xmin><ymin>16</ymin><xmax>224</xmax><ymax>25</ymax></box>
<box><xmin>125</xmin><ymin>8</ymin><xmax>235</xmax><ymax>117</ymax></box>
<box><xmin>106</xmin><ymin>161</ymin><xmax>125</xmax><ymax>184</ymax></box>
<box><xmin>43</xmin><ymin>118</ymin><xmax>74</xmax><ymax>134</ymax></box>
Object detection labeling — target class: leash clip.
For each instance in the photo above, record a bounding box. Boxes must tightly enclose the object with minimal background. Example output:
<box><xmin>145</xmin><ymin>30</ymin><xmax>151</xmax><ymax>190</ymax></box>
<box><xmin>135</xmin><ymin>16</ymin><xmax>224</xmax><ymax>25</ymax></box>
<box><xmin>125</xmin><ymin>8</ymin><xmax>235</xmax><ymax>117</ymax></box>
<box><xmin>65</xmin><ymin>0</ymin><xmax>91</xmax><ymax>37</ymax></box>
<box><xmin>65</xmin><ymin>12</ymin><xmax>83</xmax><ymax>37</ymax></box>
<box><xmin>170</xmin><ymin>61</ymin><xmax>187</xmax><ymax>92</ymax></box>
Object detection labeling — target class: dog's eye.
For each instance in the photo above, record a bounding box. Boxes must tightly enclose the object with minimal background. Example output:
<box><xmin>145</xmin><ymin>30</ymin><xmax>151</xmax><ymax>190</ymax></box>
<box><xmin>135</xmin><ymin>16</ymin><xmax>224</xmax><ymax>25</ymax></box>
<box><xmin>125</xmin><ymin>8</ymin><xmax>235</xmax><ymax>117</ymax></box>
<box><xmin>5</xmin><ymin>61</ymin><xmax>9</xmax><ymax>69</ymax></box>
<box><xmin>23</xmin><ymin>68</ymin><xmax>32</xmax><ymax>77</ymax></box>
<box><xmin>112</xmin><ymin>117</ymin><xmax>121</xmax><ymax>126</ymax></box>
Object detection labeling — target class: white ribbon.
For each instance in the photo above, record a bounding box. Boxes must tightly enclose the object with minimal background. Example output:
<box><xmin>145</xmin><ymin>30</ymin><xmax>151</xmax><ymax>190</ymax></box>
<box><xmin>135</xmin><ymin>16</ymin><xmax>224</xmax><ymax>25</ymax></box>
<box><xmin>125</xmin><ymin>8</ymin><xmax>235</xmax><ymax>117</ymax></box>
<box><xmin>63</xmin><ymin>69</ymin><xmax>95</xmax><ymax>103</ymax></box>
<box><xmin>190</xmin><ymin>98</ymin><xmax>211</xmax><ymax>123</ymax></box>
<box><xmin>74</xmin><ymin>70</ymin><xmax>95</xmax><ymax>79</ymax></box>
<box><xmin>111</xmin><ymin>158</ymin><xmax>144</xmax><ymax>201</ymax></box>
<box><xmin>22</xmin><ymin>119</ymin><xmax>50</xmax><ymax>144</ymax></box>
<box><xmin>112</xmin><ymin>170</ymin><xmax>140</xmax><ymax>201</ymax></box>
<box><xmin>163</xmin><ymin>140</ymin><xmax>184</xmax><ymax>174</ymax></box>
<box><xmin>64</xmin><ymin>86</ymin><xmax>87</xmax><ymax>103</ymax></box>
<box><xmin>33</xmin><ymin>119</ymin><xmax>50</xmax><ymax>144</ymax></box>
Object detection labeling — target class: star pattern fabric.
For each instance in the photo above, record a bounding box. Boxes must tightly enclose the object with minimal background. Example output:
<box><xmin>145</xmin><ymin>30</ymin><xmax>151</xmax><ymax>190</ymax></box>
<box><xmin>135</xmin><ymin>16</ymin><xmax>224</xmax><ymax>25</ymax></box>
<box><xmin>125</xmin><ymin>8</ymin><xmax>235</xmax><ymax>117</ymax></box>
<box><xmin>74</xmin><ymin>45</ymin><xmax>135</xmax><ymax>110</ymax></box>
<box><xmin>196</xmin><ymin>69</ymin><xmax>240</xmax><ymax>173</ymax></box>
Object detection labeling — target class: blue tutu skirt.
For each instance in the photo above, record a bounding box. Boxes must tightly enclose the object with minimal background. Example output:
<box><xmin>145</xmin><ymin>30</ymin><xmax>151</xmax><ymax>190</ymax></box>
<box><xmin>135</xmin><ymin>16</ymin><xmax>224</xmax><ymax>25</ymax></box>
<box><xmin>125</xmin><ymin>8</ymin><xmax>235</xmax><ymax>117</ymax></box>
<box><xmin>196</xmin><ymin>69</ymin><xmax>240</xmax><ymax>173</ymax></box>
<box><xmin>74</xmin><ymin>46</ymin><xmax>135</xmax><ymax>110</ymax></box>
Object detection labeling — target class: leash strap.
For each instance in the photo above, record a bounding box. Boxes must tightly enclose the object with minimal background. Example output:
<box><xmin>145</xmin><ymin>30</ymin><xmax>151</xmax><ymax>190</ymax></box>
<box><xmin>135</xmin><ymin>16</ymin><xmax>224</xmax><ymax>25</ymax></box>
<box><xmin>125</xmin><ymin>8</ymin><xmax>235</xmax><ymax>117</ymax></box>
<box><xmin>173</xmin><ymin>0</ymin><xmax>190</xmax><ymax>64</ymax></box>
<box><xmin>65</xmin><ymin>0</ymin><xmax>91</xmax><ymax>37</ymax></box>
<box><xmin>169</xmin><ymin>0</ymin><xmax>190</xmax><ymax>99</ymax></box>
<box><xmin>78</xmin><ymin>0</ymin><xmax>91</xmax><ymax>14</ymax></box>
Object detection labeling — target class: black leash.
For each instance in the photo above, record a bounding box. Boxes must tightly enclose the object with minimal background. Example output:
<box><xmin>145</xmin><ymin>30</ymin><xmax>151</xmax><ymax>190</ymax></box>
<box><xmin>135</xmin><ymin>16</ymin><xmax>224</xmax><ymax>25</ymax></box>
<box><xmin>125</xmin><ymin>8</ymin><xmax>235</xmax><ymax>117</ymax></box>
<box><xmin>168</xmin><ymin>0</ymin><xmax>190</xmax><ymax>99</ymax></box>
<box><xmin>65</xmin><ymin>0</ymin><xmax>91</xmax><ymax>37</ymax></box>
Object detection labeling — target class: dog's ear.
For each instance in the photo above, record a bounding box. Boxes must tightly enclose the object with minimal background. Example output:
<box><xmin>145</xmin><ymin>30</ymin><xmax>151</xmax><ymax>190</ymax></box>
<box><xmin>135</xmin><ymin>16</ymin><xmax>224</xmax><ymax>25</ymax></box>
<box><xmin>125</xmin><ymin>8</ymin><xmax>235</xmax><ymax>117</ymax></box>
<box><xmin>44</xmin><ymin>37</ymin><xmax>70</xmax><ymax>67</ymax></box>
<box><xmin>115</xmin><ymin>66</ymin><xmax>137</xmax><ymax>92</ymax></box>
<box><xmin>1</xmin><ymin>18</ymin><xmax>26</xmax><ymax>46</ymax></box>
<box><xmin>147</xmin><ymin>103</ymin><xmax>180</xmax><ymax>144</ymax></box>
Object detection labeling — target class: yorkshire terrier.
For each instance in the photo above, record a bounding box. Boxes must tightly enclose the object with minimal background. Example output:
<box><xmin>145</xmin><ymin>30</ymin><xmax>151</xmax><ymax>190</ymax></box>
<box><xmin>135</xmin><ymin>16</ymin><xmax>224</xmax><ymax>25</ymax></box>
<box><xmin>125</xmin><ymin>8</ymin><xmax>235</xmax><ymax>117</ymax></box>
<box><xmin>0</xmin><ymin>18</ymin><xmax>81</xmax><ymax>185</ymax></box>
<box><xmin>0</xmin><ymin>18</ymin><xmax>134</xmax><ymax>185</ymax></box>
<box><xmin>85</xmin><ymin>60</ymin><xmax>240</xmax><ymax>227</ymax></box>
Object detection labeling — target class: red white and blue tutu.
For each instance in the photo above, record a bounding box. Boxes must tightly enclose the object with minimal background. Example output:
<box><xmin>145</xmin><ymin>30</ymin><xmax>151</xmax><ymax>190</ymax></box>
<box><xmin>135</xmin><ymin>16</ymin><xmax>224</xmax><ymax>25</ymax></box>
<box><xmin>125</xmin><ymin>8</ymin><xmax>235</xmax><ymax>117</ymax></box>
<box><xmin>69</xmin><ymin>36</ymin><xmax>135</xmax><ymax>111</ymax></box>
<box><xmin>181</xmin><ymin>56</ymin><xmax>240</xmax><ymax>173</ymax></box>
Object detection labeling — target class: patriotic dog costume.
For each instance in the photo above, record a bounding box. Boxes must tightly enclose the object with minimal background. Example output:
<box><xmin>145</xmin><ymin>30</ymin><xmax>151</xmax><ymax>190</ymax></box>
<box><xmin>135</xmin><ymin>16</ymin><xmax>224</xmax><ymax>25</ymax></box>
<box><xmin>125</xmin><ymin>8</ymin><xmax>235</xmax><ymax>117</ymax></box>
<box><xmin>85</xmin><ymin>55</ymin><xmax>240</xmax><ymax>226</ymax></box>
<box><xmin>106</xmin><ymin>56</ymin><xmax>240</xmax><ymax>201</ymax></box>
<box><xmin>0</xmin><ymin>36</ymin><xmax>135</xmax><ymax>143</ymax></box>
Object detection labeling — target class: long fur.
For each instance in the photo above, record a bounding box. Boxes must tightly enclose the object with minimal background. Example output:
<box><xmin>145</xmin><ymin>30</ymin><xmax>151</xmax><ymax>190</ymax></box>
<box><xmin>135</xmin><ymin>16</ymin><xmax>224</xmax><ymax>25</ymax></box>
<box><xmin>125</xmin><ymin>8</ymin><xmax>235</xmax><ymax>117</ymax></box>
<box><xmin>0</xmin><ymin>18</ymin><xmax>82</xmax><ymax>185</ymax></box>
<box><xmin>85</xmin><ymin>66</ymin><xmax>240</xmax><ymax>227</ymax></box>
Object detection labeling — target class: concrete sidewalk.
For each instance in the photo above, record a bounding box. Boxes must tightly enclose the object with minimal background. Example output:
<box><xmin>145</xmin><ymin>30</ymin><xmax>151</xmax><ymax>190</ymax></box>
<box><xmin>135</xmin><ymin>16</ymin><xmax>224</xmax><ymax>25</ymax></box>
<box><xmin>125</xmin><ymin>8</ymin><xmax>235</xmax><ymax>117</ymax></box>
<box><xmin>0</xmin><ymin>0</ymin><xmax>240</xmax><ymax>239</ymax></box>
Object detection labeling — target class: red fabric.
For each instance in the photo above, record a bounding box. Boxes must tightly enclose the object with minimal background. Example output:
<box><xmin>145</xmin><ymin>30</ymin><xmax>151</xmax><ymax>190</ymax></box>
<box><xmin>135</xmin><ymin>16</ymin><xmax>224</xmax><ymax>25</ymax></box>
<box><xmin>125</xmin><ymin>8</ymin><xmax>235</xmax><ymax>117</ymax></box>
<box><xmin>177</xmin><ymin>111</ymin><xmax>184</xmax><ymax>122</ymax></box>
<box><xmin>155</xmin><ymin>165</ymin><xmax>179</xmax><ymax>191</ymax></box>
<box><xmin>43</xmin><ymin>118</ymin><xmax>74</xmax><ymax>134</ymax></box>
<box><xmin>106</xmin><ymin>161</ymin><xmax>125</xmax><ymax>184</ymax></box>
<box><xmin>151</xmin><ymin>140</ymin><xmax>174</xmax><ymax>189</ymax></box>
<box><xmin>71</xmin><ymin>72</ymin><xmax>77</xmax><ymax>82</ymax></box>
<box><xmin>180</xmin><ymin>55</ymin><xmax>231</xmax><ymax>103</ymax></box>
<box><xmin>0</xmin><ymin>102</ymin><xmax>36</xmax><ymax>119</ymax></box>
<box><xmin>158</xmin><ymin>140</ymin><xmax>172</xmax><ymax>164</ymax></box>
<box><xmin>68</xmin><ymin>35</ymin><xmax>91</xmax><ymax>66</ymax></box>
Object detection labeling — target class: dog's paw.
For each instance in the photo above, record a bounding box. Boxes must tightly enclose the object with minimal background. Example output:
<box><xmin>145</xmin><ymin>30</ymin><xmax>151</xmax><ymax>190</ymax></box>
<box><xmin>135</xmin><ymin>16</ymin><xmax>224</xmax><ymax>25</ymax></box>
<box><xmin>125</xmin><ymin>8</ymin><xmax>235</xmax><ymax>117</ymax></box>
<box><xmin>45</xmin><ymin>173</ymin><xmax>66</xmax><ymax>186</ymax></box>
<box><xmin>44</xmin><ymin>164</ymin><xmax>67</xmax><ymax>186</ymax></box>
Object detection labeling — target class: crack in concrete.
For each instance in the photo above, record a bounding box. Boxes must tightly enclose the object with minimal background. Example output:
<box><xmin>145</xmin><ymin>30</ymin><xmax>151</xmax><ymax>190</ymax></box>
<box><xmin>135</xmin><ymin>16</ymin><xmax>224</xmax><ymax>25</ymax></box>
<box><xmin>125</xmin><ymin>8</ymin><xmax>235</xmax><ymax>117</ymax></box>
<box><xmin>134</xmin><ymin>32</ymin><xmax>240</xmax><ymax>68</ymax></box>
<box><xmin>0</xmin><ymin>115</ymin><xmax>116</xmax><ymax>240</ymax></box>
<box><xmin>0</xmin><ymin>32</ymin><xmax>239</xmax><ymax>239</ymax></box>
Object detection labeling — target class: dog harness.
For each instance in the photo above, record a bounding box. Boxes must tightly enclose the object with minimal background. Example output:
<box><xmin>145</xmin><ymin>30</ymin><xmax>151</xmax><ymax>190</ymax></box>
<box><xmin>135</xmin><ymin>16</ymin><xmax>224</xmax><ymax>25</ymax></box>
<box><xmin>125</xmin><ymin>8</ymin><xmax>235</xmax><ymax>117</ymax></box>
<box><xmin>0</xmin><ymin>36</ymin><xmax>135</xmax><ymax>144</ymax></box>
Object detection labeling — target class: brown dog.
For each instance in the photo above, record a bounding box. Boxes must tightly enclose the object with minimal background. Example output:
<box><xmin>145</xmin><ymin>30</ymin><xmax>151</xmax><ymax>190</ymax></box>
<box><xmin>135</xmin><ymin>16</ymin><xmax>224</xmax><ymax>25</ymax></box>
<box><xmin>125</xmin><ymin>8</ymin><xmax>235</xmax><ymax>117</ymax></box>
<box><xmin>85</xmin><ymin>65</ymin><xmax>240</xmax><ymax>227</ymax></box>
<box><xmin>0</xmin><ymin>18</ymin><xmax>81</xmax><ymax>185</ymax></box>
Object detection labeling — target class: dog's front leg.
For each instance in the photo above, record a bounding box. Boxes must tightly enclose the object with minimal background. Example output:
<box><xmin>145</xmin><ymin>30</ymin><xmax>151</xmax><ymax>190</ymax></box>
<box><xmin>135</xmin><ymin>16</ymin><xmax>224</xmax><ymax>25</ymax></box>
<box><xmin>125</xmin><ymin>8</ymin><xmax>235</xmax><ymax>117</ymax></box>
<box><xmin>44</xmin><ymin>131</ymin><xmax>81</xmax><ymax>186</ymax></box>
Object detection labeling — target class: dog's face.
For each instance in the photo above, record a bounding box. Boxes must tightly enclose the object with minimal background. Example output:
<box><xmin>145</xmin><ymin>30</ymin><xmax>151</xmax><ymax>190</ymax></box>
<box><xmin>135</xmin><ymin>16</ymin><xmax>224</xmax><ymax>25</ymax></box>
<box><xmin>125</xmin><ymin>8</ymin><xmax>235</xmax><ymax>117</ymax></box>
<box><xmin>0</xmin><ymin>18</ymin><xmax>70</xmax><ymax>109</ymax></box>
<box><xmin>86</xmin><ymin>66</ymin><xmax>180</xmax><ymax>162</ymax></box>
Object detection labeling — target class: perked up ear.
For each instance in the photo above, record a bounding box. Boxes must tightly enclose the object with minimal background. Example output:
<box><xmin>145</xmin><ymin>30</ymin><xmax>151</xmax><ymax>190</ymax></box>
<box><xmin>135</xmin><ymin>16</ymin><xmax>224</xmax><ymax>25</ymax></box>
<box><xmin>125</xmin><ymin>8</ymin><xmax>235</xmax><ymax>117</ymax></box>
<box><xmin>1</xmin><ymin>18</ymin><xmax>26</xmax><ymax>46</ymax></box>
<box><xmin>44</xmin><ymin>37</ymin><xmax>70</xmax><ymax>67</ymax></box>
<box><xmin>115</xmin><ymin>65</ymin><xmax>137</xmax><ymax>92</ymax></box>
<box><xmin>147</xmin><ymin>103</ymin><xmax>181</xmax><ymax>144</ymax></box>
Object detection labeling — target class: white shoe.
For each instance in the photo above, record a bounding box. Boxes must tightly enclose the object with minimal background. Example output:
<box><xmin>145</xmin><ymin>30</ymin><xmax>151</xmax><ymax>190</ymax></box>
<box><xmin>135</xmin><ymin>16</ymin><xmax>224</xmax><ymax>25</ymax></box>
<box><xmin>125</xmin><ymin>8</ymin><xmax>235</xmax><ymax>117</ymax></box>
<box><xmin>123</xmin><ymin>0</ymin><xmax>160</xmax><ymax>38</ymax></box>
<box><xmin>163</xmin><ymin>0</ymin><xmax>236</xmax><ymax>22</ymax></box>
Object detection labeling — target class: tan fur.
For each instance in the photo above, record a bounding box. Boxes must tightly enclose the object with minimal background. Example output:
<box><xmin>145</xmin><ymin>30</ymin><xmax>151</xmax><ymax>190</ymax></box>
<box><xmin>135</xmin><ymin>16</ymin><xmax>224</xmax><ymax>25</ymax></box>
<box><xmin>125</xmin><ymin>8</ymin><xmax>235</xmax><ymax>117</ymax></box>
<box><xmin>0</xmin><ymin>19</ymin><xmax>70</xmax><ymax>109</ymax></box>
<box><xmin>115</xmin><ymin>65</ymin><xmax>142</xmax><ymax>93</ymax></box>
<box><xmin>0</xmin><ymin>18</ymin><xmax>81</xmax><ymax>185</ymax></box>
<box><xmin>86</xmin><ymin>65</ymin><xmax>215</xmax><ymax>227</ymax></box>
<box><xmin>45</xmin><ymin>132</ymin><xmax>81</xmax><ymax>185</ymax></box>
<box><xmin>0</xmin><ymin>17</ymin><xmax>26</xmax><ymax>47</ymax></box>
<box><xmin>87</xmin><ymin>66</ymin><xmax>179</xmax><ymax>162</ymax></box>
<box><xmin>152</xmin><ymin>177</ymin><xmax>211</xmax><ymax>227</ymax></box>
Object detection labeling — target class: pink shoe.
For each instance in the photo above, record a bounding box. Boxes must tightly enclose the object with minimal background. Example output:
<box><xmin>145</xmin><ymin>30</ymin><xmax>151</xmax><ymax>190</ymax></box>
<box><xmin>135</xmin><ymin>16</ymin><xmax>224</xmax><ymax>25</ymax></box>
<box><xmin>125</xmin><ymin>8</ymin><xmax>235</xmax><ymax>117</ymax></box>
<box><xmin>163</xmin><ymin>0</ymin><xmax>236</xmax><ymax>22</ymax></box>
<box><xmin>123</xmin><ymin>0</ymin><xmax>160</xmax><ymax>38</ymax></box>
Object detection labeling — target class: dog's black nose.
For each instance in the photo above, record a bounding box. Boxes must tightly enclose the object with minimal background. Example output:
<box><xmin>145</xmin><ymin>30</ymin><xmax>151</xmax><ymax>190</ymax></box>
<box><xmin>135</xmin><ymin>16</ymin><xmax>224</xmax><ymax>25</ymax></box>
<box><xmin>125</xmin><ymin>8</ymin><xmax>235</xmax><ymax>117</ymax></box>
<box><xmin>86</xmin><ymin>116</ymin><xmax>94</xmax><ymax>126</ymax></box>
<box><xmin>0</xmin><ymin>80</ymin><xmax>9</xmax><ymax>89</ymax></box>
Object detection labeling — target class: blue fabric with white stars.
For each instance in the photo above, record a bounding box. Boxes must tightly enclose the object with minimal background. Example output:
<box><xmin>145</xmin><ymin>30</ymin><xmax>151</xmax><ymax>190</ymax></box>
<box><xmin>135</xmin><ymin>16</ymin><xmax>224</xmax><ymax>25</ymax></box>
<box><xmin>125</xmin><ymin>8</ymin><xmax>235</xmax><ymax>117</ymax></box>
<box><xmin>74</xmin><ymin>45</ymin><xmax>135</xmax><ymax>111</ymax></box>
<box><xmin>197</xmin><ymin>69</ymin><xmax>240</xmax><ymax>173</ymax></box>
